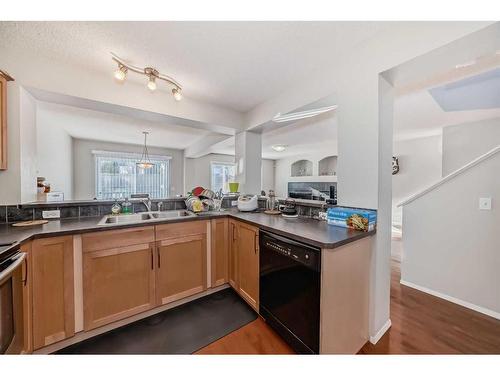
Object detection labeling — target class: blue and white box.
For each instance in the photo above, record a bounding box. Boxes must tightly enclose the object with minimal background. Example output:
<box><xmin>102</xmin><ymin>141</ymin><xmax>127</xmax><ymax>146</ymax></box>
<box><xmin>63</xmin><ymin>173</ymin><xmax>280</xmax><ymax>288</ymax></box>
<box><xmin>327</xmin><ymin>207</ymin><xmax>377</xmax><ymax>232</ymax></box>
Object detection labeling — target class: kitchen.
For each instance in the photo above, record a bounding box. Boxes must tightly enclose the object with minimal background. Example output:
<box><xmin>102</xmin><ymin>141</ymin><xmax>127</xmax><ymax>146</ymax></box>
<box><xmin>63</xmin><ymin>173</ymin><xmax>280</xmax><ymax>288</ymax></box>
<box><xmin>0</xmin><ymin>21</ymin><xmax>375</xmax><ymax>356</ymax></box>
<box><xmin>0</xmin><ymin>82</ymin><xmax>373</xmax><ymax>355</ymax></box>
<box><xmin>0</xmin><ymin>12</ymin><xmax>498</xmax><ymax>375</ymax></box>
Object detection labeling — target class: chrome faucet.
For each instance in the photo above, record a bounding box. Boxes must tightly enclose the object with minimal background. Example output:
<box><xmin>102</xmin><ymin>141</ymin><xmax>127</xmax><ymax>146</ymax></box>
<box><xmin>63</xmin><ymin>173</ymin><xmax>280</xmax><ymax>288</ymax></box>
<box><xmin>141</xmin><ymin>197</ymin><xmax>152</xmax><ymax>212</ymax></box>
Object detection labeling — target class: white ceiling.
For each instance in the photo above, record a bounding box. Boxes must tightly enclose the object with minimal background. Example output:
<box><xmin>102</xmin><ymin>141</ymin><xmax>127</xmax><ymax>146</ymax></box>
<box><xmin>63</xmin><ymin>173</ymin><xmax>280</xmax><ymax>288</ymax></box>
<box><xmin>212</xmin><ymin>112</ymin><xmax>338</xmax><ymax>159</ymax></box>
<box><xmin>0</xmin><ymin>21</ymin><xmax>387</xmax><ymax>112</ymax></box>
<box><xmin>394</xmin><ymin>79</ymin><xmax>500</xmax><ymax>142</ymax></box>
<box><xmin>37</xmin><ymin>101</ymin><xmax>210</xmax><ymax>149</ymax></box>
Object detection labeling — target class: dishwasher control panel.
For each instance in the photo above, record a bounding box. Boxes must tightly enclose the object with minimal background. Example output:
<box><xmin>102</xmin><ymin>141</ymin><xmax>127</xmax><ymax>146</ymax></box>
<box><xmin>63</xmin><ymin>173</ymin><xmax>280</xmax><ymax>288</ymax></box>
<box><xmin>260</xmin><ymin>231</ymin><xmax>320</xmax><ymax>271</ymax></box>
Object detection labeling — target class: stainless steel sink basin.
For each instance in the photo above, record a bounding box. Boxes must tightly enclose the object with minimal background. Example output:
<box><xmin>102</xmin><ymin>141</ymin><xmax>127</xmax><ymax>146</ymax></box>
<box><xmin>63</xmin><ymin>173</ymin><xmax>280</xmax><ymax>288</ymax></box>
<box><xmin>98</xmin><ymin>210</ymin><xmax>195</xmax><ymax>225</ymax></box>
<box><xmin>99</xmin><ymin>213</ymin><xmax>152</xmax><ymax>225</ymax></box>
<box><xmin>150</xmin><ymin>210</ymin><xmax>195</xmax><ymax>219</ymax></box>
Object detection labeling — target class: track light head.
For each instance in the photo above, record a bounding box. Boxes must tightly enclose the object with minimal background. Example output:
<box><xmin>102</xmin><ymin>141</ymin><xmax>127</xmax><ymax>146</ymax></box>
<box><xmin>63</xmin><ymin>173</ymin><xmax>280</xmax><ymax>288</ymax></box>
<box><xmin>114</xmin><ymin>65</ymin><xmax>127</xmax><ymax>81</ymax></box>
<box><xmin>147</xmin><ymin>75</ymin><xmax>157</xmax><ymax>91</ymax></box>
<box><xmin>172</xmin><ymin>87</ymin><xmax>183</xmax><ymax>101</ymax></box>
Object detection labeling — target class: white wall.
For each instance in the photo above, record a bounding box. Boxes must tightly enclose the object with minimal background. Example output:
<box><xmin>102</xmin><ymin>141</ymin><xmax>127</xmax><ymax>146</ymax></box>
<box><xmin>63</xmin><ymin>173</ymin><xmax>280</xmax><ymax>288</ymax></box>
<box><xmin>442</xmin><ymin>117</ymin><xmax>500</xmax><ymax>176</ymax></box>
<box><xmin>73</xmin><ymin>139</ymin><xmax>184</xmax><ymax>200</ymax></box>
<box><xmin>19</xmin><ymin>87</ymin><xmax>38</xmax><ymax>203</ymax></box>
<box><xmin>185</xmin><ymin>153</ymin><xmax>275</xmax><ymax>194</ymax></box>
<box><xmin>274</xmin><ymin>150</ymin><xmax>338</xmax><ymax>198</ymax></box>
<box><xmin>244</xmin><ymin>22</ymin><xmax>493</xmax><ymax>340</ymax></box>
<box><xmin>36</xmin><ymin>102</ymin><xmax>73</xmax><ymax>199</ymax></box>
<box><xmin>392</xmin><ymin>135</ymin><xmax>442</xmax><ymax>225</ymax></box>
<box><xmin>261</xmin><ymin>159</ymin><xmax>275</xmax><ymax>194</ymax></box>
<box><xmin>401</xmin><ymin>151</ymin><xmax>500</xmax><ymax>318</ymax></box>
<box><xmin>185</xmin><ymin>153</ymin><xmax>235</xmax><ymax>193</ymax></box>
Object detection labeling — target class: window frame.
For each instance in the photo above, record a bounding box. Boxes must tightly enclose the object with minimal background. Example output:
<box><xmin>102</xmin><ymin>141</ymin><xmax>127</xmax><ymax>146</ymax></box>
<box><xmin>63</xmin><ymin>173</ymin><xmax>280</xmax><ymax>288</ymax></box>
<box><xmin>92</xmin><ymin>150</ymin><xmax>172</xmax><ymax>200</ymax></box>
<box><xmin>210</xmin><ymin>161</ymin><xmax>236</xmax><ymax>193</ymax></box>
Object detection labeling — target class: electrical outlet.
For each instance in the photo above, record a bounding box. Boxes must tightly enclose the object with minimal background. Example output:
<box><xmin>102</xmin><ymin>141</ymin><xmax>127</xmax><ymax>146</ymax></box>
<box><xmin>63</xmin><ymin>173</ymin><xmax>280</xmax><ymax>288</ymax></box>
<box><xmin>231</xmin><ymin>200</ymin><xmax>238</xmax><ymax>207</ymax></box>
<box><xmin>479</xmin><ymin>197</ymin><xmax>492</xmax><ymax>210</ymax></box>
<box><xmin>42</xmin><ymin>210</ymin><xmax>61</xmax><ymax>219</ymax></box>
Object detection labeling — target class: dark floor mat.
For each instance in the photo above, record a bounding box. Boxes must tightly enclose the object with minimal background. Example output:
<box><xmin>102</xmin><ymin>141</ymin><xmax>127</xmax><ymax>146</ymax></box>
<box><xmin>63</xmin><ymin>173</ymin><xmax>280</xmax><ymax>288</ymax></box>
<box><xmin>56</xmin><ymin>288</ymin><xmax>257</xmax><ymax>354</ymax></box>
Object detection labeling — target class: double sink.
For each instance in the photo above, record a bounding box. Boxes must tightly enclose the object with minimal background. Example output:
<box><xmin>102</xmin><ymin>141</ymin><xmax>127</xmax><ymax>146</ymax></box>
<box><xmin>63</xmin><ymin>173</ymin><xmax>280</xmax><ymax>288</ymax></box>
<box><xmin>98</xmin><ymin>210</ymin><xmax>196</xmax><ymax>226</ymax></box>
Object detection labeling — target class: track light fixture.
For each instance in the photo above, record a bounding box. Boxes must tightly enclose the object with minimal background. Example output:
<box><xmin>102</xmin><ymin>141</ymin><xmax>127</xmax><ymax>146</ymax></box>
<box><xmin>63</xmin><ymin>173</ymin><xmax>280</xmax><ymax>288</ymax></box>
<box><xmin>172</xmin><ymin>87</ymin><xmax>182</xmax><ymax>101</ymax></box>
<box><xmin>114</xmin><ymin>65</ymin><xmax>127</xmax><ymax>81</ymax></box>
<box><xmin>111</xmin><ymin>52</ymin><xmax>182</xmax><ymax>100</ymax></box>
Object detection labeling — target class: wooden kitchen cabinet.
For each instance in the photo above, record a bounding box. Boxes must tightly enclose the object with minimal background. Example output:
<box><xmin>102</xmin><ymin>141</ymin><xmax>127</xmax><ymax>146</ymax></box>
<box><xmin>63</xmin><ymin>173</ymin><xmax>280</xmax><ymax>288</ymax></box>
<box><xmin>228</xmin><ymin>219</ymin><xmax>239</xmax><ymax>289</ymax></box>
<box><xmin>82</xmin><ymin>227</ymin><xmax>156</xmax><ymax>330</ymax></box>
<box><xmin>236</xmin><ymin>222</ymin><xmax>259</xmax><ymax>311</ymax></box>
<box><xmin>228</xmin><ymin>220</ymin><xmax>259</xmax><ymax>311</ymax></box>
<box><xmin>31</xmin><ymin>236</ymin><xmax>75</xmax><ymax>350</ymax></box>
<box><xmin>211</xmin><ymin>218</ymin><xmax>229</xmax><ymax>287</ymax></box>
<box><xmin>0</xmin><ymin>71</ymin><xmax>13</xmax><ymax>170</ymax></box>
<box><xmin>155</xmin><ymin>221</ymin><xmax>208</xmax><ymax>305</ymax></box>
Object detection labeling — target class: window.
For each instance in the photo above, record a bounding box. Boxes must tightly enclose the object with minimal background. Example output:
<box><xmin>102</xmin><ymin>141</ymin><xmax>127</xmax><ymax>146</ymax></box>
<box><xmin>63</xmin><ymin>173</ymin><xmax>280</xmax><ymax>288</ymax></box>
<box><xmin>94</xmin><ymin>150</ymin><xmax>170</xmax><ymax>200</ymax></box>
<box><xmin>211</xmin><ymin>162</ymin><xmax>236</xmax><ymax>193</ymax></box>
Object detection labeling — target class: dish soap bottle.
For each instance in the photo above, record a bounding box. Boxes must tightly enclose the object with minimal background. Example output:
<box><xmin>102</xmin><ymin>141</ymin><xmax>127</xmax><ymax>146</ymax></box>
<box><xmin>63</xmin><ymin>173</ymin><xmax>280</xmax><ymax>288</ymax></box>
<box><xmin>111</xmin><ymin>200</ymin><xmax>121</xmax><ymax>215</ymax></box>
<box><xmin>122</xmin><ymin>198</ymin><xmax>132</xmax><ymax>214</ymax></box>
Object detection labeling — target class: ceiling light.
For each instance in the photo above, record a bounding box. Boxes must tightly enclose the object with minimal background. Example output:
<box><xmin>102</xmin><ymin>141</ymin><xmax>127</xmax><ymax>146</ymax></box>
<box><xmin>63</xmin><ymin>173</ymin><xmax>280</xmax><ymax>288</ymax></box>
<box><xmin>172</xmin><ymin>87</ymin><xmax>183</xmax><ymax>101</ymax></box>
<box><xmin>147</xmin><ymin>75</ymin><xmax>157</xmax><ymax>91</ymax></box>
<box><xmin>137</xmin><ymin>131</ymin><xmax>154</xmax><ymax>169</ymax></box>
<box><xmin>272</xmin><ymin>145</ymin><xmax>287</xmax><ymax>152</ymax></box>
<box><xmin>114</xmin><ymin>65</ymin><xmax>127</xmax><ymax>81</ymax></box>
<box><xmin>111</xmin><ymin>52</ymin><xmax>182</xmax><ymax>100</ymax></box>
<box><xmin>272</xmin><ymin>105</ymin><xmax>338</xmax><ymax>123</ymax></box>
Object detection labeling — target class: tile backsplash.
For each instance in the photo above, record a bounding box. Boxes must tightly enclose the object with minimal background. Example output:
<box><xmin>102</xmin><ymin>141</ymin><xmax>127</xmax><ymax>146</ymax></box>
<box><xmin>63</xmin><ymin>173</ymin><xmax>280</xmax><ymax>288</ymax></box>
<box><xmin>0</xmin><ymin>198</ymin><xmax>188</xmax><ymax>223</ymax></box>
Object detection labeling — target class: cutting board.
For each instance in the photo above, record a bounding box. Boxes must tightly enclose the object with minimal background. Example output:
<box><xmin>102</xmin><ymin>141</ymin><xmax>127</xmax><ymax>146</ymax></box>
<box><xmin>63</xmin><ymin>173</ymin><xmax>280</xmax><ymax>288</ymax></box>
<box><xmin>264</xmin><ymin>210</ymin><xmax>281</xmax><ymax>215</ymax></box>
<box><xmin>12</xmin><ymin>220</ymin><xmax>49</xmax><ymax>227</ymax></box>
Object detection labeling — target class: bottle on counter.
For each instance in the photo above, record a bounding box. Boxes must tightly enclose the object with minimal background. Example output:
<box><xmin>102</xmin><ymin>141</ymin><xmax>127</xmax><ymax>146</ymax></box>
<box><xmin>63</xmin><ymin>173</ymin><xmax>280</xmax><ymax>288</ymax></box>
<box><xmin>122</xmin><ymin>198</ymin><xmax>132</xmax><ymax>214</ymax></box>
<box><xmin>111</xmin><ymin>200</ymin><xmax>122</xmax><ymax>215</ymax></box>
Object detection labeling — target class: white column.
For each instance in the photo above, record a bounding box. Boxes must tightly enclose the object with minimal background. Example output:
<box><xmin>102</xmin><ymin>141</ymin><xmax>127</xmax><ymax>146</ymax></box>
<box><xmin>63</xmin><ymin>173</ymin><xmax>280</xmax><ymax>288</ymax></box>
<box><xmin>234</xmin><ymin>131</ymin><xmax>262</xmax><ymax>195</ymax></box>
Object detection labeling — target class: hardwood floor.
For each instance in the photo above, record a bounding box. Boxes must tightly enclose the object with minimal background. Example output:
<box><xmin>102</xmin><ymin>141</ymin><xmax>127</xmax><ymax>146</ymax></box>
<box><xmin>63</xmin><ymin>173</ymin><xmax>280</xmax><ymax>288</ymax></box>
<box><xmin>197</xmin><ymin>239</ymin><xmax>500</xmax><ymax>354</ymax></box>
<box><xmin>360</xmin><ymin>239</ymin><xmax>500</xmax><ymax>354</ymax></box>
<box><xmin>195</xmin><ymin>317</ymin><xmax>294</xmax><ymax>354</ymax></box>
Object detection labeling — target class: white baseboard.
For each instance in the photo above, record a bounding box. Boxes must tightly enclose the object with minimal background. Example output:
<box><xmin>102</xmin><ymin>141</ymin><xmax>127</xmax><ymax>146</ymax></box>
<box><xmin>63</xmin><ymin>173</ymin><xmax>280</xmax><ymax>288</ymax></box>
<box><xmin>369</xmin><ymin>318</ymin><xmax>391</xmax><ymax>344</ymax></box>
<box><xmin>400</xmin><ymin>279</ymin><xmax>500</xmax><ymax>320</ymax></box>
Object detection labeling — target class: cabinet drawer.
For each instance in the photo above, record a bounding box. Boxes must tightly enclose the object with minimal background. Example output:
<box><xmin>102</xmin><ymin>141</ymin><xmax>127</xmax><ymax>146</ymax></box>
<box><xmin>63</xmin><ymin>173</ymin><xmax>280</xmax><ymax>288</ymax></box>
<box><xmin>81</xmin><ymin>226</ymin><xmax>155</xmax><ymax>252</ymax></box>
<box><xmin>155</xmin><ymin>220</ymin><xmax>207</xmax><ymax>240</ymax></box>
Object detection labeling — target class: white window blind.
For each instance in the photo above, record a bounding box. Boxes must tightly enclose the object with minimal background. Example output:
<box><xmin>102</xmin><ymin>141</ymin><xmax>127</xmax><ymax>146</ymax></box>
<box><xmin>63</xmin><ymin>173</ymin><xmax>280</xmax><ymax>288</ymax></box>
<box><xmin>210</xmin><ymin>162</ymin><xmax>236</xmax><ymax>193</ymax></box>
<box><xmin>94</xmin><ymin>150</ymin><xmax>170</xmax><ymax>200</ymax></box>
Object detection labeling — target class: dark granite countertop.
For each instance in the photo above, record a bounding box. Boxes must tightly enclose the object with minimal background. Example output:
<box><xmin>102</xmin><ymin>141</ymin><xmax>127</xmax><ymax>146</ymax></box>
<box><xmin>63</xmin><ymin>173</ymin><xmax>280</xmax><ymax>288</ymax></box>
<box><xmin>0</xmin><ymin>209</ymin><xmax>375</xmax><ymax>256</ymax></box>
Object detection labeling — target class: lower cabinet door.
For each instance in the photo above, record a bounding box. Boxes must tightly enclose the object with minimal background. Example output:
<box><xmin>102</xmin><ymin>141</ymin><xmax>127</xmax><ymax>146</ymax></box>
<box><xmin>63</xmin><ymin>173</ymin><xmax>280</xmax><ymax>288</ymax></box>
<box><xmin>228</xmin><ymin>219</ymin><xmax>239</xmax><ymax>290</ymax></box>
<box><xmin>83</xmin><ymin>243</ymin><xmax>156</xmax><ymax>331</ymax></box>
<box><xmin>31</xmin><ymin>236</ymin><xmax>75</xmax><ymax>350</ymax></box>
<box><xmin>236</xmin><ymin>222</ymin><xmax>259</xmax><ymax>311</ymax></box>
<box><xmin>211</xmin><ymin>218</ymin><xmax>229</xmax><ymax>287</ymax></box>
<box><xmin>156</xmin><ymin>235</ymin><xmax>207</xmax><ymax>305</ymax></box>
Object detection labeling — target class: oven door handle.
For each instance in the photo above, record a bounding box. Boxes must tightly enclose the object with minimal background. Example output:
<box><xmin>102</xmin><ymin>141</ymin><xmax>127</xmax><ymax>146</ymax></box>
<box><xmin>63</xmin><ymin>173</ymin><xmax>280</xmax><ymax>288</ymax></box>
<box><xmin>0</xmin><ymin>252</ymin><xmax>26</xmax><ymax>284</ymax></box>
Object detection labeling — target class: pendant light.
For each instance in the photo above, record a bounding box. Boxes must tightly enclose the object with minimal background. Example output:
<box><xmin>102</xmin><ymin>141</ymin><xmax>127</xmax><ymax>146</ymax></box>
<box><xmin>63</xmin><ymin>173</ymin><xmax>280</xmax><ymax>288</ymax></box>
<box><xmin>137</xmin><ymin>132</ymin><xmax>154</xmax><ymax>169</ymax></box>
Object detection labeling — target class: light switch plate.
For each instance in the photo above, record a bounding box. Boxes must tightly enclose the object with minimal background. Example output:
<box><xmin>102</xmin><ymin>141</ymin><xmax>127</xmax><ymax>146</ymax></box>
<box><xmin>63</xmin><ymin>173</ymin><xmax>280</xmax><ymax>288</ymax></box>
<box><xmin>42</xmin><ymin>210</ymin><xmax>61</xmax><ymax>219</ymax></box>
<box><xmin>479</xmin><ymin>197</ymin><xmax>492</xmax><ymax>210</ymax></box>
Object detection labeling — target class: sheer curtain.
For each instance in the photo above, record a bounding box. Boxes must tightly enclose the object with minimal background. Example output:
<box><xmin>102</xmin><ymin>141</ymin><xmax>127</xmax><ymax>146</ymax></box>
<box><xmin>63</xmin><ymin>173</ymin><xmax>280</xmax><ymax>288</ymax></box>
<box><xmin>93</xmin><ymin>150</ymin><xmax>170</xmax><ymax>199</ymax></box>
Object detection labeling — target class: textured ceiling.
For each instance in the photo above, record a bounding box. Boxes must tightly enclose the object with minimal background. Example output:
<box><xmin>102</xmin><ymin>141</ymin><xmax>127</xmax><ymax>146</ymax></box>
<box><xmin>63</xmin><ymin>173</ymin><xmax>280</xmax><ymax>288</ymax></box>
<box><xmin>37</xmin><ymin>101</ymin><xmax>210</xmax><ymax>149</ymax></box>
<box><xmin>0</xmin><ymin>21</ymin><xmax>387</xmax><ymax>112</ymax></box>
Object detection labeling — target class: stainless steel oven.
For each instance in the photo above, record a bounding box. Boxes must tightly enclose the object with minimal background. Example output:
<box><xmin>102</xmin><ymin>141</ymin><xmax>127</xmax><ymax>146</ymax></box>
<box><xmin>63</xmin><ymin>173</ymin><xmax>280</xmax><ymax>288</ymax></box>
<box><xmin>0</xmin><ymin>247</ymin><xmax>25</xmax><ymax>354</ymax></box>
